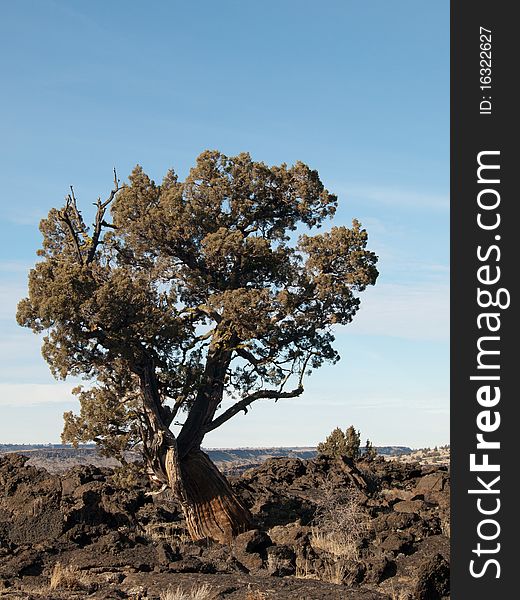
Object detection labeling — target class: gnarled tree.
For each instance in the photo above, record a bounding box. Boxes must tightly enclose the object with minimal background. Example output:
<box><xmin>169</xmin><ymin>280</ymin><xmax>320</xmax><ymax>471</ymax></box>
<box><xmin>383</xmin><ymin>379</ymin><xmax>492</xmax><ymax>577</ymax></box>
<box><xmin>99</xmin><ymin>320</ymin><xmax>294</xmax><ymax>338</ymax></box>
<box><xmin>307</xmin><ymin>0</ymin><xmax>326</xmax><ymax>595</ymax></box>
<box><xmin>17</xmin><ymin>151</ymin><xmax>378</xmax><ymax>543</ymax></box>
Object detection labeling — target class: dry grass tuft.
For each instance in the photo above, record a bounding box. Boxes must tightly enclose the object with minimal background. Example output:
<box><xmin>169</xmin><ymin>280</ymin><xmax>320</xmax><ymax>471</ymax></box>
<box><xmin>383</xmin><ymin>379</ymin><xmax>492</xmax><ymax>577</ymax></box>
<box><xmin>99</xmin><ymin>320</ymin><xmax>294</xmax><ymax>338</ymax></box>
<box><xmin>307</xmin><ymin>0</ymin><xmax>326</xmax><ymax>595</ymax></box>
<box><xmin>295</xmin><ymin>557</ymin><xmax>320</xmax><ymax>580</ymax></box>
<box><xmin>440</xmin><ymin>508</ymin><xmax>451</xmax><ymax>537</ymax></box>
<box><xmin>145</xmin><ymin>522</ymin><xmax>192</xmax><ymax>544</ymax></box>
<box><xmin>161</xmin><ymin>583</ymin><xmax>214</xmax><ymax>600</ymax></box>
<box><xmin>49</xmin><ymin>562</ymin><xmax>92</xmax><ymax>591</ymax></box>
<box><xmin>311</xmin><ymin>528</ymin><xmax>360</xmax><ymax>559</ymax></box>
<box><xmin>295</xmin><ymin>556</ymin><xmax>349</xmax><ymax>585</ymax></box>
<box><xmin>323</xmin><ymin>560</ymin><xmax>348</xmax><ymax>585</ymax></box>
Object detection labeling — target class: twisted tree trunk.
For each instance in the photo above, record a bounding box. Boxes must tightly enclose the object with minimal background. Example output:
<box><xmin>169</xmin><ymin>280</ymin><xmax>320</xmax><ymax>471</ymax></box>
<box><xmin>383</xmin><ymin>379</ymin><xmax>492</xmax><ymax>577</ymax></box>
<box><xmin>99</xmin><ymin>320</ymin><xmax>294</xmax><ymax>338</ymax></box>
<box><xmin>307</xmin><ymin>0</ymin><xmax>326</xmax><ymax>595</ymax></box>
<box><xmin>139</xmin><ymin>360</ymin><xmax>252</xmax><ymax>544</ymax></box>
<box><xmin>151</xmin><ymin>441</ymin><xmax>252</xmax><ymax>543</ymax></box>
<box><xmin>178</xmin><ymin>449</ymin><xmax>253</xmax><ymax>542</ymax></box>
<box><xmin>147</xmin><ymin>430</ymin><xmax>253</xmax><ymax>543</ymax></box>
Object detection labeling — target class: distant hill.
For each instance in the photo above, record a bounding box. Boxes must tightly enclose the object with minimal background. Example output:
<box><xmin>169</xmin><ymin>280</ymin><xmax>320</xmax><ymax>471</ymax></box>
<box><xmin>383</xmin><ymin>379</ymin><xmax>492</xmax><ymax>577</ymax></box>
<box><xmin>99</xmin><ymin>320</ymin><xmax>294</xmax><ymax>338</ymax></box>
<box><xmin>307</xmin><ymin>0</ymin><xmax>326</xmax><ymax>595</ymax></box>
<box><xmin>208</xmin><ymin>446</ymin><xmax>413</xmax><ymax>474</ymax></box>
<box><xmin>0</xmin><ymin>443</ymin><xmax>414</xmax><ymax>474</ymax></box>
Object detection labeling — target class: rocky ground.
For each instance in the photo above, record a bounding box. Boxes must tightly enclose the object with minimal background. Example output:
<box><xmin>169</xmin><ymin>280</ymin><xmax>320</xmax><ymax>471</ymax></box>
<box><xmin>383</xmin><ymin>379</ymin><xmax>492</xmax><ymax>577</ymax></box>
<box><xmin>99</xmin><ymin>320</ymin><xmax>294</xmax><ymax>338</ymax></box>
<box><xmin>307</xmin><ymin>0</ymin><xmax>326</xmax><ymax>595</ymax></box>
<box><xmin>0</xmin><ymin>453</ymin><xmax>449</xmax><ymax>599</ymax></box>
<box><xmin>386</xmin><ymin>448</ymin><xmax>450</xmax><ymax>468</ymax></box>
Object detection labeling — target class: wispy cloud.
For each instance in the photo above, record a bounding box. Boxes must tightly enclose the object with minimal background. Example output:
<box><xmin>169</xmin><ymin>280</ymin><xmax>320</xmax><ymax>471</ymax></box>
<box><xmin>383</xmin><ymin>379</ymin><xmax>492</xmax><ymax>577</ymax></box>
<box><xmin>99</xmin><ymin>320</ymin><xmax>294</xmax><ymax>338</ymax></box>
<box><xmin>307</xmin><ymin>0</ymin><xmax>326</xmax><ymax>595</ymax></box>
<box><xmin>0</xmin><ymin>331</ymin><xmax>52</xmax><ymax>383</ymax></box>
<box><xmin>0</xmin><ymin>277</ymin><xmax>49</xmax><ymax>382</ymax></box>
<box><xmin>0</xmin><ymin>282</ymin><xmax>27</xmax><ymax>320</ymax></box>
<box><xmin>283</xmin><ymin>390</ymin><xmax>448</xmax><ymax>411</ymax></box>
<box><xmin>376</xmin><ymin>254</ymin><xmax>450</xmax><ymax>283</ymax></box>
<box><xmin>0</xmin><ymin>261</ymin><xmax>33</xmax><ymax>274</ymax></box>
<box><xmin>341</xmin><ymin>282</ymin><xmax>449</xmax><ymax>341</ymax></box>
<box><xmin>335</xmin><ymin>184</ymin><xmax>449</xmax><ymax>211</ymax></box>
<box><xmin>0</xmin><ymin>203</ymin><xmax>48</xmax><ymax>226</ymax></box>
<box><xmin>0</xmin><ymin>383</ymin><xmax>77</xmax><ymax>406</ymax></box>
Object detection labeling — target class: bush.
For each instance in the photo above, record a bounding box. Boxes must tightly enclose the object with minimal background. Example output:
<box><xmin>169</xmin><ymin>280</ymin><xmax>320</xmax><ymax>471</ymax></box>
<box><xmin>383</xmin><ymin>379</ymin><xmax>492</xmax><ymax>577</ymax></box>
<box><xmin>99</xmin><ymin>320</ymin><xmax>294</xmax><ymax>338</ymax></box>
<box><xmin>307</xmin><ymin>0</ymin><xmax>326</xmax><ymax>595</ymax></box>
<box><xmin>311</xmin><ymin>482</ymin><xmax>371</xmax><ymax>561</ymax></box>
<box><xmin>364</xmin><ymin>439</ymin><xmax>377</xmax><ymax>460</ymax></box>
<box><xmin>317</xmin><ymin>424</ymin><xmax>362</xmax><ymax>460</ymax></box>
<box><xmin>345</xmin><ymin>425</ymin><xmax>361</xmax><ymax>459</ymax></box>
<box><xmin>317</xmin><ymin>427</ymin><xmax>347</xmax><ymax>458</ymax></box>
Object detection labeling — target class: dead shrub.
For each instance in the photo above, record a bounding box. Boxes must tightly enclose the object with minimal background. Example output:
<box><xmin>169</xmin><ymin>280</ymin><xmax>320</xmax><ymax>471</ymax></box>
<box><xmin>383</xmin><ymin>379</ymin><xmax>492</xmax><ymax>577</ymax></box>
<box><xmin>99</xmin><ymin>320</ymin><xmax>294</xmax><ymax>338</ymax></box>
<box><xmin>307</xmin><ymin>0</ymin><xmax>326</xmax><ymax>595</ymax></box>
<box><xmin>311</xmin><ymin>482</ymin><xmax>371</xmax><ymax>561</ymax></box>
<box><xmin>294</xmin><ymin>481</ymin><xmax>372</xmax><ymax>584</ymax></box>
<box><xmin>388</xmin><ymin>581</ymin><xmax>413</xmax><ymax>600</ymax></box>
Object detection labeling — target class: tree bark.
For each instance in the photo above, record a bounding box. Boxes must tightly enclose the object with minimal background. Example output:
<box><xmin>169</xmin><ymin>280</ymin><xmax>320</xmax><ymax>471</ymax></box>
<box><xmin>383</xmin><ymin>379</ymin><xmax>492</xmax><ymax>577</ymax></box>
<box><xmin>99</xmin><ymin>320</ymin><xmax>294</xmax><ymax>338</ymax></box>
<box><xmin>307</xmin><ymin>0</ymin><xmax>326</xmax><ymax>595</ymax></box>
<box><xmin>147</xmin><ymin>434</ymin><xmax>252</xmax><ymax>544</ymax></box>
<box><xmin>176</xmin><ymin>449</ymin><xmax>253</xmax><ymax>543</ymax></box>
<box><xmin>176</xmin><ymin>341</ymin><xmax>233</xmax><ymax>459</ymax></box>
<box><xmin>139</xmin><ymin>356</ymin><xmax>252</xmax><ymax>544</ymax></box>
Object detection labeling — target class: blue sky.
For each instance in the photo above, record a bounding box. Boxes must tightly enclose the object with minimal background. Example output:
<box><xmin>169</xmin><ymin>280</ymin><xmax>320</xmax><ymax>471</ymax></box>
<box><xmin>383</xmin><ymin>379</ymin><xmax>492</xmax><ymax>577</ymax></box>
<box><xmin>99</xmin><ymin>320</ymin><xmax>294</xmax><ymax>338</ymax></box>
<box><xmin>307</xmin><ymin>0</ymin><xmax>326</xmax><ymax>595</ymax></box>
<box><xmin>0</xmin><ymin>0</ymin><xmax>449</xmax><ymax>448</ymax></box>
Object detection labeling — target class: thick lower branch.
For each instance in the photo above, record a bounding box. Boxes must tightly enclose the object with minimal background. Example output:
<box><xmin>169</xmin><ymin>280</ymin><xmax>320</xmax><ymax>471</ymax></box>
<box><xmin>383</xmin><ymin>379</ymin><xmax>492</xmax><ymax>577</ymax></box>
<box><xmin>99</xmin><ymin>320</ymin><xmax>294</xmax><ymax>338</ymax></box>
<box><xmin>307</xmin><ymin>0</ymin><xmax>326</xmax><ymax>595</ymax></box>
<box><xmin>177</xmin><ymin>340</ymin><xmax>233</xmax><ymax>458</ymax></box>
<box><xmin>137</xmin><ymin>361</ymin><xmax>187</xmax><ymax>503</ymax></box>
<box><xmin>205</xmin><ymin>384</ymin><xmax>304</xmax><ymax>433</ymax></box>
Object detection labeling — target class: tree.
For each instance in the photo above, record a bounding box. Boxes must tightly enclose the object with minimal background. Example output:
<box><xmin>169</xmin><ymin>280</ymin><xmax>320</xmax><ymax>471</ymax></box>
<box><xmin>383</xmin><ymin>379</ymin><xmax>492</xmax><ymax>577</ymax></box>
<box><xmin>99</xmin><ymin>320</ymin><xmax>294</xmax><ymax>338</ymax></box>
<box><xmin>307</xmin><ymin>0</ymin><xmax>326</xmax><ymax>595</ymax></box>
<box><xmin>364</xmin><ymin>439</ymin><xmax>377</xmax><ymax>460</ymax></box>
<box><xmin>316</xmin><ymin>427</ymin><xmax>347</xmax><ymax>458</ymax></box>
<box><xmin>317</xmin><ymin>425</ymin><xmax>368</xmax><ymax>461</ymax></box>
<box><xmin>345</xmin><ymin>426</ymin><xmax>361</xmax><ymax>460</ymax></box>
<box><xmin>17</xmin><ymin>150</ymin><xmax>378</xmax><ymax>543</ymax></box>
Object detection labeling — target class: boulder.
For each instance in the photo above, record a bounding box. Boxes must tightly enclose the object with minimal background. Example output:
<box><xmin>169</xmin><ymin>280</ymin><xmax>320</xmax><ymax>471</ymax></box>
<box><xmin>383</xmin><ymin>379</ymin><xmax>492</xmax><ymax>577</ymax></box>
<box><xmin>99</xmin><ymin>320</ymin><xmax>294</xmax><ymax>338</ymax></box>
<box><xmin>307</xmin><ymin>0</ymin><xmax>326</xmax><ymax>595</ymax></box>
<box><xmin>414</xmin><ymin>553</ymin><xmax>450</xmax><ymax>599</ymax></box>
<box><xmin>268</xmin><ymin>521</ymin><xmax>310</xmax><ymax>546</ymax></box>
<box><xmin>266</xmin><ymin>544</ymin><xmax>296</xmax><ymax>576</ymax></box>
<box><xmin>380</xmin><ymin>532</ymin><xmax>414</xmax><ymax>555</ymax></box>
<box><xmin>0</xmin><ymin>455</ymin><xmax>64</xmax><ymax>546</ymax></box>
<box><xmin>232</xmin><ymin>529</ymin><xmax>272</xmax><ymax>573</ymax></box>
<box><xmin>372</xmin><ymin>511</ymin><xmax>418</xmax><ymax>533</ymax></box>
<box><xmin>394</xmin><ymin>500</ymin><xmax>426</xmax><ymax>514</ymax></box>
<box><xmin>363</xmin><ymin>556</ymin><xmax>396</xmax><ymax>584</ymax></box>
<box><xmin>415</xmin><ymin>473</ymin><xmax>447</xmax><ymax>494</ymax></box>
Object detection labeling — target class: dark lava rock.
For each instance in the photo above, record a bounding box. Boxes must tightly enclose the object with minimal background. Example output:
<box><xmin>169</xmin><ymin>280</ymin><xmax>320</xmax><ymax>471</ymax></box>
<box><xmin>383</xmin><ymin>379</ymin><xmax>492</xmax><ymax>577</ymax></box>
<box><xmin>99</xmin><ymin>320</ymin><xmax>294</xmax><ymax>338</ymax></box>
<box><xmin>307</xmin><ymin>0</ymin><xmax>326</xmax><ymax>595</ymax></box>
<box><xmin>155</xmin><ymin>540</ymin><xmax>180</xmax><ymax>564</ymax></box>
<box><xmin>415</xmin><ymin>472</ymin><xmax>448</xmax><ymax>493</ymax></box>
<box><xmin>373</xmin><ymin>511</ymin><xmax>419</xmax><ymax>533</ymax></box>
<box><xmin>234</xmin><ymin>529</ymin><xmax>272</xmax><ymax>554</ymax></box>
<box><xmin>414</xmin><ymin>553</ymin><xmax>450</xmax><ymax>599</ymax></box>
<box><xmin>266</xmin><ymin>544</ymin><xmax>296</xmax><ymax>576</ymax></box>
<box><xmin>393</xmin><ymin>499</ymin><xmax>426</xmax><ymax>514</ymax></box>
<box><xmin>233</xmin><ymin>455</ymin><xmax>369</xmax><ymax>529</ymax></box>
<box><xmin>167</xmin><ymin>556</ymin><xmax>216</xmax><ymax>574</ymax></box>
<box><xmin>232</xmin><ymin>529</ymin><xmax>272</xmax><ymax>572</ymax></box>
<box><xmin>0</xmin><ymin>451</ymin><xmax>450</xmax><ymax>599</ymax></box>
<box><xmin>268</xmin><ymin>521</ymin><xmax>311</xmax><ymax>546</ymax></box>
<box><xmin>0</xmin><ymin>454</ymin><xmax>64</xmax><ymax>546</ymax></box>
<box><xmin>380</xmin><ymin>531</ymin><xmax>414</xmax><ymax>555</ymax></box>
<box><xmin>363</xmin><ymin>556</ymin><xmax>397</xmax><ymax>584</ymax></box>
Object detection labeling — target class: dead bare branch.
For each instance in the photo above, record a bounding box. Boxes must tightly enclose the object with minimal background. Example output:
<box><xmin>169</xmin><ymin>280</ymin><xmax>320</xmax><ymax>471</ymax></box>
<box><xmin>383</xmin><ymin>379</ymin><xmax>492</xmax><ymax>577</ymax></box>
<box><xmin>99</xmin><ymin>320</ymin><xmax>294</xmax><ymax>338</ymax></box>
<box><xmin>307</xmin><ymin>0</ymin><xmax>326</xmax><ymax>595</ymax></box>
<box><xmin>86</xmin><ymin>170</ymin><xmax>122</xmax><ymax>264</ymax></box>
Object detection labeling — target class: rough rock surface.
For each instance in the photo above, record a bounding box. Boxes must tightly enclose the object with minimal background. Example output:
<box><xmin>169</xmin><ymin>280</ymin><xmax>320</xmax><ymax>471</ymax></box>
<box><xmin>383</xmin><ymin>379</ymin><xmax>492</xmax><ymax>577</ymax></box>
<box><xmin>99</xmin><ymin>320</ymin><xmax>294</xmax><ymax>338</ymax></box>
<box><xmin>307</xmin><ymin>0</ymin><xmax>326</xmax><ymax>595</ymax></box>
<box><xmin>0</xmin><ymin>453</ymin><xmax>450</xmax><ymax>599</ymax></box>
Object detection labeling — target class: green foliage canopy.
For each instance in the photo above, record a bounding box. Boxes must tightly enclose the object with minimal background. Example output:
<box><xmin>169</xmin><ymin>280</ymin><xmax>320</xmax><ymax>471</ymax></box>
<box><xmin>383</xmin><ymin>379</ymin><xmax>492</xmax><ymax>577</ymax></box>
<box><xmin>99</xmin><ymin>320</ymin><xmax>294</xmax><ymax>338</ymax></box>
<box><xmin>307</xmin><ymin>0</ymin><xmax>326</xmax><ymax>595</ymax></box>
<box><xmin>318</xmin><ymin>425</ymin><xmax>363</xmax><ymax>460</ymax></box>
<box><xmin>17</xmin><ymin>151</ymin><xmax>379</xmax><ymax>460</ymax></box>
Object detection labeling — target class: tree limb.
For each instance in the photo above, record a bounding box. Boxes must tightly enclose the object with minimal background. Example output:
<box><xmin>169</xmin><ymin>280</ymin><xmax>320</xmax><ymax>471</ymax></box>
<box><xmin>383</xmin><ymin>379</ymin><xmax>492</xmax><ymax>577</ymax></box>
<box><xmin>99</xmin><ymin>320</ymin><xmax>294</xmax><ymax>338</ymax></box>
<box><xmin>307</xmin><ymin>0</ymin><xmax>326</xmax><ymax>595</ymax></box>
<box><xmin>235</xmin><ymin>347</ymin><xmax>262</xmax><ymax>367</ymax></box>
<box><xmin>205</xmin><ymin>349</ymin><xmax>312</xmax><ymax>434</ymax></box>
<box><xmin>204</xmin><ymin>384</ymin><xmax>304</xmax><ymax>433</ymax></box>
<box><xmin>58</xmin><ymin>171</ymin><xmax>121</xmax><ymax>265</ymax></box>
<box><xmin>86</xmin><ymin>168</ymin><xmax>121</xmax><ymax>264</ymax></box>
<box><xmin>58</xmin><ymin>194</ymin><xmax>84</xmax><ymax>265</ymax></box>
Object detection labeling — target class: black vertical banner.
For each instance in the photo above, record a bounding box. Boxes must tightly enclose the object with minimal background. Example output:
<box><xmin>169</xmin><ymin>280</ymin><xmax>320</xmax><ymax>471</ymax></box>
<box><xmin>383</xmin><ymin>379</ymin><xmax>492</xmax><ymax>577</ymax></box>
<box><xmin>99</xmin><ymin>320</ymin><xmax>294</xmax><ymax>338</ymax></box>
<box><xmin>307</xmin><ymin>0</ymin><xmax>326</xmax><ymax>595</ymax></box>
<box><xmin>451</xmin><ymin>2</ymin><xmax>516</xmax><ymax>598</ymax></box>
